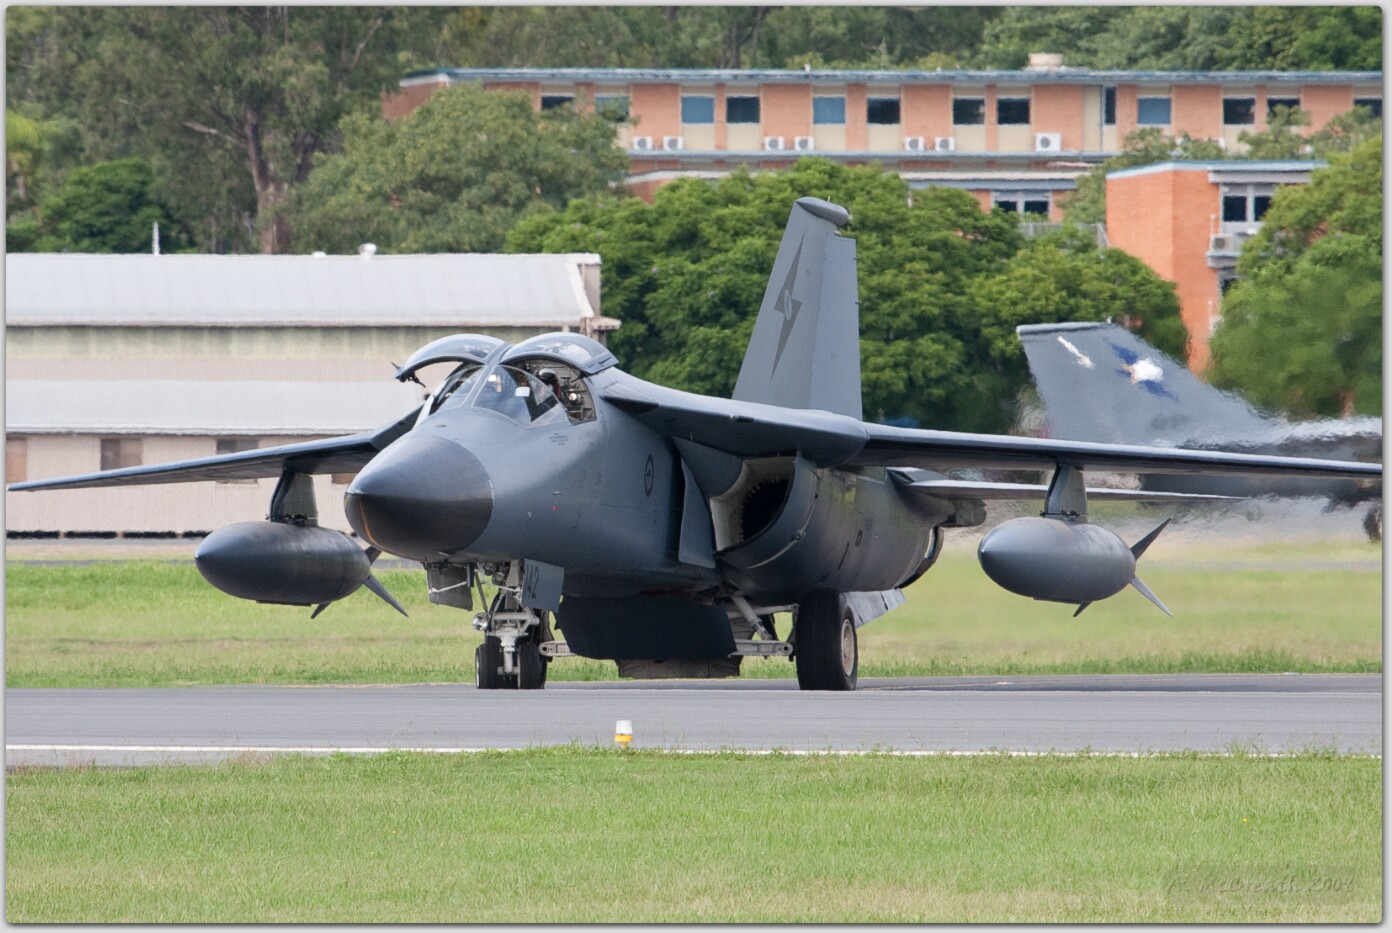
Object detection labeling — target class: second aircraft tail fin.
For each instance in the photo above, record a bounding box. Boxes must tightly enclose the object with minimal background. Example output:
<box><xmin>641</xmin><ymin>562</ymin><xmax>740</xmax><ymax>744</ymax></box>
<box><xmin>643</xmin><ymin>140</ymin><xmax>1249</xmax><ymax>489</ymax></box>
<box><xmin>733</xmin><ymin>197</ymin><xmax>862</xmax><ymax>420</ymax></box>
<box><xmin>1017</xmin><ymin>321</ymin><xmax>1276</xmax><ymax>447</ymax></box>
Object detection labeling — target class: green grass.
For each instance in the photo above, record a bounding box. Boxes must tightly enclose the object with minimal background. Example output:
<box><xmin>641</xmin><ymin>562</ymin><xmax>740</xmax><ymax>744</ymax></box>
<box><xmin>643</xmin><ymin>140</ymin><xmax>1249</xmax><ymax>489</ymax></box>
<box><xmin>4</xmin><ymin>535</ymin><xmax>1380</xmax><ymax>686</ymax></box>
<box><xmin>5</xmin><ymin>749</ymin><xmax>1379</xmax><ymax>922</ymax></box>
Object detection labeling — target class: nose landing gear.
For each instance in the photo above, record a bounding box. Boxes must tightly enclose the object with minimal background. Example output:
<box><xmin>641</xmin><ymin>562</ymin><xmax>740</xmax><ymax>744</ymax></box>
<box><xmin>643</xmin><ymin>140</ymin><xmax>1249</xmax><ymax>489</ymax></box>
<box><xmin>472</xmin><ymin>581</ymin><xmax>552</xmax><ymax>690</ymax></box>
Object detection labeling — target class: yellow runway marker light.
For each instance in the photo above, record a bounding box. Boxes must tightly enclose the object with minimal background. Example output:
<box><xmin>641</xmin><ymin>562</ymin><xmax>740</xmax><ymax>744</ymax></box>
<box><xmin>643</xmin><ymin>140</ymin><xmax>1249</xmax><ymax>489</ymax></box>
<box><xmin>614</xmin><ymin>720</ymin><xmax>633</xmax><ymax>747</ymax></box>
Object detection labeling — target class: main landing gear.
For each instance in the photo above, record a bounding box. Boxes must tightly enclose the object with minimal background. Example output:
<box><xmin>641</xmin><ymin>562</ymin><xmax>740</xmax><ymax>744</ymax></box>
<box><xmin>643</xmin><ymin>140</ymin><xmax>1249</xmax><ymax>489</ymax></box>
<box><xmin>792</xmin><ymin>589</ymin><xmax>858</xmax><ymax>691</ymax></box>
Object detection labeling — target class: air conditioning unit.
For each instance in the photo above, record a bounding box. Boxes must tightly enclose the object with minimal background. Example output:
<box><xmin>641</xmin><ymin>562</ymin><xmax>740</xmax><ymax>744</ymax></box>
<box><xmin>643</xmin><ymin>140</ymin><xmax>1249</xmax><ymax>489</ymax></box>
<box><xmin>1034</xmin><ymin>132</ymin><xmax>1062</xmax><ymax>152</ymax></box>
<box><xmin>763</xmin><ymin>136</ymin><xmax>786</xmax><ymax>152</ymax></box>
<box><xmin>1209</xmin><ymin>234</ymin><xmax>1233</xmax><ymax>252</ymax></box>
<box><xmin>793</xmin><ymin>136</ymin><xmax>815</xmax><ymax>152</ymax></box>
<box><xmin>632</xmin><ymin>136</ymin><xmax>654</xmax><ymax>151</ymax></box>
<box><xmin>903</xmin><ymin>136</ymin><xmax>926</xmax><ymax>152</ymax></box>
<box><xmin>934</xmin><ymin>136</ymin><xmax>956</xmax><ymax>151</ymax></box>
<box><xmin>662</xmin><ymin>135</ymin><xmax>684</xmax><ymax>151</ymax></box>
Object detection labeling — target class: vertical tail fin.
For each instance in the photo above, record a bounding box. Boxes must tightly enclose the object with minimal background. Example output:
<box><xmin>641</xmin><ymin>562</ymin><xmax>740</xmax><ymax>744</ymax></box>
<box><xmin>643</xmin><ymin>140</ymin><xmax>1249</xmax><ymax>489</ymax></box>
<box><xmin>1017</xmin><ymin>321</ymin><xmax>1275</xmax><ymax>447</ymax></box>
<box><xmin>733</xmin><ymin>197</ymin><xmax>862</xmax><ymax>419</ymax></box>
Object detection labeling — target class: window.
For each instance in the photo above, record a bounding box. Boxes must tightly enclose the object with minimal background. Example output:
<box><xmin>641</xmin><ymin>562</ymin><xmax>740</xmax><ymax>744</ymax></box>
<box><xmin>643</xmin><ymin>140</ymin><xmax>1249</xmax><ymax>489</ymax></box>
<box><xmin>997</xmin><ymin>97</ymin><xmax>1031</xmax><ymax>125</ymax></box>
<box><xmin>100</xmin><ymin>438</ymin><xmax>141</xmax><ymax>472</ymax></box>
<box><xmin>1221</xmin><ymin>183</ymin><xmax>1278</xmax><ymax>227</ymax></box>
<box><xmin>993</xmin><ymin>195</ymin><xmax>1051</xmax><ymax>216</ymax></box>
<box><xmin>1266</xmin><ymin>96</ymin><xmax>1300</xmax><ymax>116</ymax></box>
<box><xmin>1222</xmin><ymin>97</ymin><xmax>1256</xmax><ymax>125</ymax></box>
<box><xmin>7</xmin><ymin>436</ymin><xmax>27</xmax><ymax>484</ymax></box>
<box><xmin>812</xmin><ymin>96</ymin><xmax>846</xmax><ymax>125</ymax></box>
<box><xmin>952</xmin><ymin>97</ymin><xmax>985</xmax><ymax>125</ymax></box>
<box><xmin>1252</xmin><ymin>195</ymin><xmax>1272</xmax><ymax>221</ymax></box>
<box><xmin>681</xmin><ymin>95</ymin><xmax>715</xmax><ymax>124</ymax></box>
<box><xmin>1354</xmin><ymin>97</ymin><xmax>1382</xmax><ymax>118</ymax></box>
<box><xmin>1103</xmin><ymin>87</ymin><xmax>1117</xmax><ymax>125</ymax></box>
<box><xmin>1136</xmin><ymin>96</ymin><xmax>1171</xmax><ymax>125</ymax></box>
<box><xmin>595</xmin><ymin>95</ymin><xmax>630</xmax><ymax>119</ymax></box>
<box><xmin>866</xmin><ymin>97</ymin><xmax>900</xmax><ymax>125</ymax></box>
<box><xmin>726</xmin><ymin>96</ymin><xmax>760</xmax><ymax>124</ymax></box>
<box><xmin>540</xmin><ymin>95</ymin><xmax>573</xmax><ymax>111</ymax></box>
<box><xmin>1222</xmin><ymin>195</ymin><xmax>1248</xmax><ymax>222</ymax></box>
<box><xmin>216</xmin><ymin>438</ymin><xmax>258</xmax><ymax>485</ymax></box>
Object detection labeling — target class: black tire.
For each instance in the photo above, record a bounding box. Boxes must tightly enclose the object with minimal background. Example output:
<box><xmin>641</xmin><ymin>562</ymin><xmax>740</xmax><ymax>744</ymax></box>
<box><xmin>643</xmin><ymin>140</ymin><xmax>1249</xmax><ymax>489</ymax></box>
<box><xmin>475</xmin><ymin>636</ymin><xmax>514</xmax><ymax>690</ymax></box>
<box><xmin>1364</xmin><ymin>503</ymin><xmax>1382</xmax><ymax>542</ymax></box>
<box><xmin>794</xmin><ymin>590</ymin><xmax>858</xmax><ymax>691</ymax></box>
<box><xmin>516</xmin><ymin>639</ymin><xmax>545</xmax><ymax>690</ymax></box>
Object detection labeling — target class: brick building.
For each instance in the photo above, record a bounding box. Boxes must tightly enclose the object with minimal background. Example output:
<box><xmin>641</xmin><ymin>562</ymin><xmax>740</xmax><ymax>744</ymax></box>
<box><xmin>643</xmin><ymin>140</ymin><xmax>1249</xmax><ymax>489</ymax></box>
<box><xmin>384</xmin><ymin>63</ymin><xmax>1379</xmax><ymax>216</ymax></box>
<box><xmin>1105</xmin><ymin>160</ymin><xmax>1323</xmax><ymax>370</ymax></box>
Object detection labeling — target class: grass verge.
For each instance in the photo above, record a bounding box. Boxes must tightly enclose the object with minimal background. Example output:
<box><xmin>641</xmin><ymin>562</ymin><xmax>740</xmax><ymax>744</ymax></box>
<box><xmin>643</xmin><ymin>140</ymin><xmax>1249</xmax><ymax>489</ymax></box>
<box><xmin>5</xmin><ymin>749</ymin><xmax>1380</xmax><ymax>923</ymax></box>
<box><xmin>5</xmin><ymin>537</ymin><xmax>1380</xmax><ymax>687</ymax></box>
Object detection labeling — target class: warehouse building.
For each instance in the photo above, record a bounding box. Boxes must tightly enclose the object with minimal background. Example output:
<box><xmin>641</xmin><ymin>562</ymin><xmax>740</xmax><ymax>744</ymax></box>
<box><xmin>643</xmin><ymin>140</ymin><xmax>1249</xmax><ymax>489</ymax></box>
<box><xmin>383</xmin><ymin>60</ymin><xmax>1379</xmax><ymax>214</ymax></box>
<box><xmin>6</xmin><ymin>251</ymin><xmax>614</xmax><ymax>536</ymax></box>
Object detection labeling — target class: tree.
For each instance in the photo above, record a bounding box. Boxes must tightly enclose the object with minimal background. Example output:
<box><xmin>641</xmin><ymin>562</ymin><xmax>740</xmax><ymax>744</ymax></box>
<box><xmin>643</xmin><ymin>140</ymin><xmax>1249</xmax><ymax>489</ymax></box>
<box><xmin>1064</xmin><ymin>129</ymin><xmax>1225</xmax><ymax>223</ymax></box>
<box><xmin>284</xmin><ymin>86</ymin><xmax>627</xmax><ymax>255</ymax></box>
<box><xmin>1208</xmin><ymin>137</ymin><xmax>1382</xmax><ymax>417</ymax></box>
<box><xmin>11</xmin><ymin>7</ymin><xmax>444</xmax><ymax>253</ymax></box>
<box><xmin>1238</xmin><ymin>105</ymin><xmax>1312</xmax><ymax>160</ymax></box>
<box><xmin>508</xmin><ymin>159</ymin><xmax>1185</xmax><ymax>433</ymax></box>
<box><xmin>10</xmin><ymin>158</ymin><xmax>182</xmax><ymax>253</ymax></box>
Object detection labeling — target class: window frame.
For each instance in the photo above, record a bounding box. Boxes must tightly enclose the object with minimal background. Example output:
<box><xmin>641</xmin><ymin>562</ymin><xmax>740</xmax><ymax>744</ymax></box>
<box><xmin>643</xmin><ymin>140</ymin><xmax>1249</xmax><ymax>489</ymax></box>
<box><xmin>680</xmin><ymin>94</ymin><xmax>715</xmax><ymax>125</ymax></box>
<box><xmin>952</xmin><ymin>96</ymin><xmax>986</xmax><ymax>126</ymax></box>
<box><xmin>1136</xmin><ymin>96</ymin><xmax>1172</xmax><ymax>126</ymax></box>
<box><xmin>812</xmin><ymin>95</ymin><xmax>846</xmax><ymax>125</ymax></box>
<box><xmin>1103</xmin><ymin>87</ymin><xmax>1117</xmax><ymax>126</ymax></box>
<box><xmin>539</xmin><ymin>94</ymin><xmax>574</xmax><ymax>111</ymax></box>
<box><xmin>1265</xmin><ymin>96</ymin><xmax>1300</xmax><ymax>117</ymax></box>
<box><xmin>1222</xmin><ymin>96</ymin><xmax>1257</xmax><ymax>126</ymax></box>
<box><xmin>725</xmin><ymin>95</ymin><xmax>761</xmax><ymax>124</ymax></box>
<box><xmin>866</xmin><ymin>96</ymin><xmax>901</xmax><ymax>126</ymax></box>
<box><xmin>996</xmin><ymin>97</ymin><xmax>1031</xmax><ymax>126</ymax></box>
<box><xmin>1353</xmin><ymin>97</ymin><xmax>1382</xmax><ymax>119</ymax></box>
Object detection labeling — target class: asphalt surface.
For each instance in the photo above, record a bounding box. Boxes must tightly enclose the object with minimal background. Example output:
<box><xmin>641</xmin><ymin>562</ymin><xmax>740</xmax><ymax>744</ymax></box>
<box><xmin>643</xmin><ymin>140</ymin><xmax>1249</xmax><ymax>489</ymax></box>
<box><xmin>5</xmin><ymin>674</ymin><xmax>1380</xmax><ymax>766</ymax></box>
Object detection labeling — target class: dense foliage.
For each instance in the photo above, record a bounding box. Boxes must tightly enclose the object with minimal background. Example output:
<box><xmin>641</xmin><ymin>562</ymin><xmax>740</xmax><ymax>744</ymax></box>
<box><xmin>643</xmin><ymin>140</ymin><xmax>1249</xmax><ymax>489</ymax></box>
<box><xmin>284</xmin><ymin>86</ymin><xmax>627</xmax><ymax>254</ymax></box>
<box><xmin>1207</xmin><ymin>137</ymin><xmax>1382</xmax><ymax>418</ymax></box>
<box><xmin>506</xmin><ymin>159</ymin><xmax>1183</xmax><ymax>432</ymax></box>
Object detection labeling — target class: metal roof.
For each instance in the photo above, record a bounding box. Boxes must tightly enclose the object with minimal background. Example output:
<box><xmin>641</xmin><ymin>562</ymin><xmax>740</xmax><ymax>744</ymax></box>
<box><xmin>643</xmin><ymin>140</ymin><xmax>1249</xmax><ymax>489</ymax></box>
<box><xmin>6</xmin><ymin>380</ymin><xmax>429</xmax><ymax>435</ymax></box>
<box><xmin>1107</xmin><ymin>159</ymin><xmax>1327</xmax><ymax>179</ymax></box>
<box><xmin>6</xmin><ymin>253</ymin><xmax>602</xmax><ymax>327</ymax></box>
<box><xmin>405</xmin><ymin>67</ymin><xmax>1383</xmax><ymax>88</ymax></box>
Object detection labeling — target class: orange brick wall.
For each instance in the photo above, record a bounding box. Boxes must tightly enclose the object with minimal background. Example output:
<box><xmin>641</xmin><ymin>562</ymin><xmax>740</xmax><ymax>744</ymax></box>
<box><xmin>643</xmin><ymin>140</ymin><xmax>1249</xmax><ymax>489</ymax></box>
<box><xmin>382</xmin><ymin>82</ymin><xmax>447</xmax><ymax>120</ymax></box>
<box><xmin>1302</xmin><ymin>85</ymin><xmax>1355</xmax><ymax>134</ymax></box>
<box><xmin>902</xmin><ymin>85</ymin><xmax>952</xmax><ymax>142</ymax></box>
<box><xmin>1033</xmin><ymin>85</ymin><xmax>1084</xmax><ymax>150</ymax></box>
<box><xmin>846</xmin><ymin>84</ymin><xmax>868</xmax><ymax>149</ymax></box>
<box><xmin>762</xmin><ymin>84</ymin><xmax>812</xmax><ymax>141</ymax></box>
<box><xmin>1116</xmin><ymin>85</ymin><xmax>1140</xmax><ymax>137</ymax></box>
<box><xmin>1108</xmin><ymin>168</ymin><xmax>1223</xmax><ymax>369</ymax></box>
<box><xmin>1172</xmin><ymin>85</ymin><xmax>1221</xmax><ymax>139</ymax></box>
<box><xmin>629</xmin><ymin>84</ymin><xmax>681</xmax><ymax>140</ymax></box>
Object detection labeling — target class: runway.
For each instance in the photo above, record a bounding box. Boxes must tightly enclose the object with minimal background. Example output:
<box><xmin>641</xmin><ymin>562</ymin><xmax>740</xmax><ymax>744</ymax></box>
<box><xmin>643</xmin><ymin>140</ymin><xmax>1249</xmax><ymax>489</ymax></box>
<box><xmin>5</xmin><ymin>674</ymin><xmax>1380</xmax><ymax>766</ymax></box>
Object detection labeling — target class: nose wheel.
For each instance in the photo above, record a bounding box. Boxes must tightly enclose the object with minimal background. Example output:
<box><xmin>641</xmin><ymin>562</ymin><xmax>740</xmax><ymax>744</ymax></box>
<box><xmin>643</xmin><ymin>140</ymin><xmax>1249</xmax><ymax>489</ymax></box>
<box><xmin>473</xmin><ymin>589</ymin><xmax>551</xmax><ymax>690</ymax></box>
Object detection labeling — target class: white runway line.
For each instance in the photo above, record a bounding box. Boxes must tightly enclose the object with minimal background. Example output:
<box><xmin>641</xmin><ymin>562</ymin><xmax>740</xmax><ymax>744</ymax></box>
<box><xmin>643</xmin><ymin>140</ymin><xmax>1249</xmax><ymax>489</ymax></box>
<box><xmin>7</xmin><ymin>744</ymin><xmax>1381</xmax><ymax>759</ymax></box>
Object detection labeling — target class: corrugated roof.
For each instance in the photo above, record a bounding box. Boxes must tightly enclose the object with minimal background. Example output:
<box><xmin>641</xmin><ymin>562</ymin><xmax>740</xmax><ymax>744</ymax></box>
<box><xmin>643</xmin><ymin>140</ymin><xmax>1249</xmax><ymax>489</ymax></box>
<box><xmin>6</xmin><ymin>253</ymin><xmax>601</xmax><ymax>327</ymax></box>
<box><xmin>7</xmin><ymin>380</ymin><xmax>429</xmax><ymax>435</ymax></box>
<box><xmin>405</xmin><ymin>66</ymin><xmax>1383</xmax><ymax>88</ymax></box>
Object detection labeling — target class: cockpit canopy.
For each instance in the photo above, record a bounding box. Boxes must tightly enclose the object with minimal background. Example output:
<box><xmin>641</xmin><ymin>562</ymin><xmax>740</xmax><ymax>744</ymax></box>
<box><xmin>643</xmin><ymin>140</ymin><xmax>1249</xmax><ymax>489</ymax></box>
<box><xmin>394</xmin><ymin>334</ymin><xmax>507</xmax><ymax>383</ymax></box>
<box><xmin>501</xmin><ymin>333</ymin><xmax>617</xmax><ymax>375</ymax></box>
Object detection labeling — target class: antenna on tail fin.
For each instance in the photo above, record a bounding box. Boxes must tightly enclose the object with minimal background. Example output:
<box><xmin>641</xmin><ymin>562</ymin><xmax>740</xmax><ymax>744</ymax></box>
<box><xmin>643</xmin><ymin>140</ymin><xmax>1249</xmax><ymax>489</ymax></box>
<box><xmin>733</xmin><ymin>197</ymin><xmax>862</xmax><ymax>419</ymax></box>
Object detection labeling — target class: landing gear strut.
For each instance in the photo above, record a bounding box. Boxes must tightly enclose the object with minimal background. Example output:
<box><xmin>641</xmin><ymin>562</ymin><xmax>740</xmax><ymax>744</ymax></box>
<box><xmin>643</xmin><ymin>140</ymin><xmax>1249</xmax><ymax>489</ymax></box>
<box><xmin>472</xmin><ymin>580</ymin><xmax>551</xmax><ymax>690</ymax></box>
<box><xmin>793</xmin><ymin>589</ymin><xmax>858</xmax><ymax>691</ymax></box>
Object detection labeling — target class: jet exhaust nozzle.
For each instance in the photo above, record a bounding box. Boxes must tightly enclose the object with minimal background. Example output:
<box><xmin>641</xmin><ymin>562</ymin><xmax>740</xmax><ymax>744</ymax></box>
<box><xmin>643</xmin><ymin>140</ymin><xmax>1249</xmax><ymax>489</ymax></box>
<box><xmin>195</xmin><ymin>521</ymin><xmax>372</xmax><ymax>606</ymax></box>
<box><xmin>977</xmin><ymin>517</ymin><xmax>1137</xmax><ymax>605</ymax></box>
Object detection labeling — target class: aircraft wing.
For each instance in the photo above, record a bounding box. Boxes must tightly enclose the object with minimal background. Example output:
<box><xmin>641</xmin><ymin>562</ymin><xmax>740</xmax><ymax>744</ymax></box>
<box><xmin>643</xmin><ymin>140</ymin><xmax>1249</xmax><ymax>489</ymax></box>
<box><xmin>604</xmin><ymin>380</ymin><xmax>1379</xmax><ymax>482</ymax></box>
<box><xmin>848</xmin><ymin>423</ymin><xmax>1381</xmax><ymax>479</ymax></box>
<box><xmin>7</xmin><ymin>410</ymin><xmax>419</xmax><ymax>492</ymax></box>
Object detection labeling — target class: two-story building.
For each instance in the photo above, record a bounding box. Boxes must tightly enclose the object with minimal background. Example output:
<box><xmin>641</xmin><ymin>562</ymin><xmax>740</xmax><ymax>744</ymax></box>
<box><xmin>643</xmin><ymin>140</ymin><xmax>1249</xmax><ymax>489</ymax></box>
<box><xmin>383</xmin><ymin>61</ymin><xmax>1380</xmax><ymax>217</ymax></box>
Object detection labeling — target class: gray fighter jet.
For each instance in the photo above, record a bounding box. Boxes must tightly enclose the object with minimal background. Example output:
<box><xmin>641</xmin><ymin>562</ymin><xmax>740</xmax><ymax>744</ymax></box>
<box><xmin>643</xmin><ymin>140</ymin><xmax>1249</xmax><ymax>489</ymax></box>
<box><xmin>1018</xmin><ymin>321</ymin><xmax>1383</xmax><ymax>537</ymax></box>
<box><xmin>11</xmin><ymin>199</ymin><xmax>1381</xmax><ymax>690</ymax></box>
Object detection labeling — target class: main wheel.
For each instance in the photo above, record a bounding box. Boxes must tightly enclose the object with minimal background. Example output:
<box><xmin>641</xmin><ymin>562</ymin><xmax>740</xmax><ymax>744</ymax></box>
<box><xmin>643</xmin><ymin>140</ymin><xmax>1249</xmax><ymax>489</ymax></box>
<box><xmin>1364</xmin><ymin>503</ymin><xmax>1382</xmax><ymax>542</ymax></box>
<box><xmin>516</xmin><ymin>639</ymin><xmax>545</xmax><ymax>690</ymax></box>
<box><xmin>475</xmin><ymin>636</ymin><xmax>514</xmax><ymax>690</ymax></box>
<box><xmin>794</xmin><ymin>590</ymin><xmax>858</xmax><ymax>691</ymax></box>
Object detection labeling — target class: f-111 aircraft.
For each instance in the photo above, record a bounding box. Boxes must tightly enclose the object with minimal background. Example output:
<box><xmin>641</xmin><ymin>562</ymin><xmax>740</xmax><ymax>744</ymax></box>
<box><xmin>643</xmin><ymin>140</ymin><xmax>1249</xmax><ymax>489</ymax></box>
<box><xmin>1018</xmin><ymin>320</ymin><xmax>1383</xmax><ymax>538</ymax></box>
<box><xmin>11</xmin><ymin>198</ymin><xmax>1381</xmax><ymax>690</ymax></box>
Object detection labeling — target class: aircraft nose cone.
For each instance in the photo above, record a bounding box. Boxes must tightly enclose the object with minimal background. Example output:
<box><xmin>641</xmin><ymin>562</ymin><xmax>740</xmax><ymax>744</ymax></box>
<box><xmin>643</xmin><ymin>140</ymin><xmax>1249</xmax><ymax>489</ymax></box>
<box><xmin>344</xmin><ymin>435</ymin><xmax>493</xmax><ymax>560</ymax></box>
